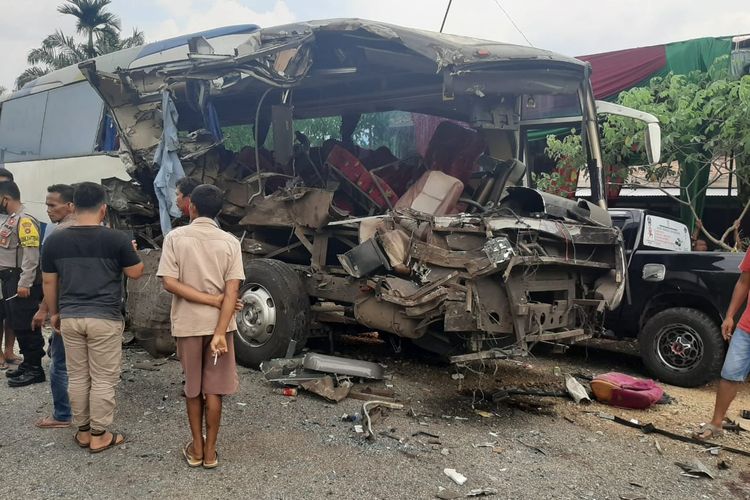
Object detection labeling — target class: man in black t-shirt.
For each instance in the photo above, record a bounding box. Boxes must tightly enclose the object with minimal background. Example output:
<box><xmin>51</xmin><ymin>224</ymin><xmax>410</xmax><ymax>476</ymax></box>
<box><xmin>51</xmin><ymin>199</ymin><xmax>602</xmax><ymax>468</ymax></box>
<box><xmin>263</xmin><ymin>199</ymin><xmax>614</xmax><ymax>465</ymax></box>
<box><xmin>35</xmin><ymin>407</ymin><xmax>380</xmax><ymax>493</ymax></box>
<box><xmin>41</xmin><ymin>182</ymin><xmax>144</xmax><ymax>453</ymax></box>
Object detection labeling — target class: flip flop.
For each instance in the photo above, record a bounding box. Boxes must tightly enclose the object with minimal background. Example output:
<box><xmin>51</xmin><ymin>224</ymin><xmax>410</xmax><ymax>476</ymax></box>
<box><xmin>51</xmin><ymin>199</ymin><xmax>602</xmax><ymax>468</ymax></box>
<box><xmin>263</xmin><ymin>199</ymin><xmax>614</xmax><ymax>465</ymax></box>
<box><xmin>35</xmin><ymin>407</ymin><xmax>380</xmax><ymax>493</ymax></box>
<box><xmin>202</xmin><ymin>450</ymin><xmax>219</xmax><ymax>469</ymax></box>
<box><xmin>89</xmin><ymin>432</ymin><xmax>125</xmax><ymax>453</ymax></box>
<box><xmin>692</xmin><ymin>423</ymin><xmax>724</xmax><ymax>440</ymax></box>
<box><xmin>74</xmin><ymin>431</ymin><xmax>90</xmax><ymax>448</ymax></box>
<box><xmin>36</xmin><ymin>416</ymin><xmax>71</xmax><ymax>429</ymax></box>
<box><xmin>183</xmin><ymin>442</ymin><xmax>203</xmax><ymax>467</ymax></box>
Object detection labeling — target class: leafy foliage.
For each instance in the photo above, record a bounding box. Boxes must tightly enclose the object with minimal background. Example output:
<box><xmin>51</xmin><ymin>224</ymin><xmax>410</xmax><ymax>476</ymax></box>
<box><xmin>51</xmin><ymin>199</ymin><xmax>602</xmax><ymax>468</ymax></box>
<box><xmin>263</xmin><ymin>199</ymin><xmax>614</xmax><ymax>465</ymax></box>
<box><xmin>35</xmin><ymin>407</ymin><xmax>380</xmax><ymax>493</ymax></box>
<box><xmin>15</xmin><ymin>1</ymin><xmax>144</xmax><ymax>90</ymax></box>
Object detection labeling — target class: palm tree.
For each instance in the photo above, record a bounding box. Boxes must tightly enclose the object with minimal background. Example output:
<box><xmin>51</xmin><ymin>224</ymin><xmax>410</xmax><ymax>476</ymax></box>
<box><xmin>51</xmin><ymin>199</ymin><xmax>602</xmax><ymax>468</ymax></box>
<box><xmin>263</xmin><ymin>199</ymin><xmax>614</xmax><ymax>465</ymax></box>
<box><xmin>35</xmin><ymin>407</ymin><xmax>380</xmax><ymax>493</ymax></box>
<box><xmin>16</xmin><ymin>3</ymin><xmax>144</xmax><ymax>90</ymax></box>
<box><xmin>57</xmin><ymin>0</ymin><xmax>121</xmax><ymax>58</ymax></box>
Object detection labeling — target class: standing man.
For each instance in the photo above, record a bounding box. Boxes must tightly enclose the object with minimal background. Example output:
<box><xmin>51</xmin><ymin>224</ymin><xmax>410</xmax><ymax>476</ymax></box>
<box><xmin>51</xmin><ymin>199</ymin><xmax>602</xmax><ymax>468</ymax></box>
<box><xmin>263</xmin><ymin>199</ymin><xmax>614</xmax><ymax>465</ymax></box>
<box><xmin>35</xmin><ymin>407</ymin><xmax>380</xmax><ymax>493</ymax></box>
<box><xmin>33</xmin><ymin>185</ymin><xmax>75</xmax><ymax>428</ymax></box>
<box><xmin>175</xmin><ymin>177</ymin><xmax>200</xmax><ymax>218</ymax></box>
<box><xmin>695</xmin><ymin>249</ymin><xmax>750</xmax><ymax>439</ymax></box>
<box><xmin>0</xmin><ymin>181</ymin><xmax>46</xmax><ymax>387</ymax></box>
<box><xmin>0</xmin><ymin>168</ymin><xmax>21</xmax><ymax>370</ymax></box>
<box><xmin>41</xmin><ymin>182</ymin><xmax>144</xmax><ymax>452</ymax></box>
<box><xmin>157</xmin><ymin>184</ymin><xmax>243</xmax><ymax>468</ymax></box>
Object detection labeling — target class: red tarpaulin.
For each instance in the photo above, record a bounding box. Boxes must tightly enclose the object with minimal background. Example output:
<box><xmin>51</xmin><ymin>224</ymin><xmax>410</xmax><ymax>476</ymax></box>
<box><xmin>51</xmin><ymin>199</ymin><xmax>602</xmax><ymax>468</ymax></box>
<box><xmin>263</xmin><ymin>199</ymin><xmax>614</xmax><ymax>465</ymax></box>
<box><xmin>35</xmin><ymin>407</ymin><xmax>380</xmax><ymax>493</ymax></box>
<box><xmin>579</xmin><ymin>45</ymin><xmax>667</xmax><ymax>99</ymax></box>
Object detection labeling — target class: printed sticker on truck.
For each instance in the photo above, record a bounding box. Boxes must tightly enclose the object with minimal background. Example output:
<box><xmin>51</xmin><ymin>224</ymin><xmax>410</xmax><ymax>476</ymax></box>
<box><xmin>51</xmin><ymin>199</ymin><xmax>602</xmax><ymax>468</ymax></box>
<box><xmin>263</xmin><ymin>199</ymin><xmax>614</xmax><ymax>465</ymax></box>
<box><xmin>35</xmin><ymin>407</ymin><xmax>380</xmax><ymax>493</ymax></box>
<box><xmin>643</xmin><ymin>214</ymin><xmax>691</xmax><ymax>252</ymax></box>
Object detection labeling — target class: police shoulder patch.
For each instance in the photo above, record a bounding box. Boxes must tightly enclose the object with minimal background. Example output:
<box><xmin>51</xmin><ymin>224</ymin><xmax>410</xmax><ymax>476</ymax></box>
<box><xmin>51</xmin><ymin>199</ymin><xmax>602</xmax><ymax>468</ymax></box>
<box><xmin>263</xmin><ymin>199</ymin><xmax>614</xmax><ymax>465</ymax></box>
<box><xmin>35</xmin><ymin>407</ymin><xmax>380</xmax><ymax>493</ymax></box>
<box><xmin>18</xmin><ymin>217</ymin><xmax>40</xmax><ymax>248</ymax></box>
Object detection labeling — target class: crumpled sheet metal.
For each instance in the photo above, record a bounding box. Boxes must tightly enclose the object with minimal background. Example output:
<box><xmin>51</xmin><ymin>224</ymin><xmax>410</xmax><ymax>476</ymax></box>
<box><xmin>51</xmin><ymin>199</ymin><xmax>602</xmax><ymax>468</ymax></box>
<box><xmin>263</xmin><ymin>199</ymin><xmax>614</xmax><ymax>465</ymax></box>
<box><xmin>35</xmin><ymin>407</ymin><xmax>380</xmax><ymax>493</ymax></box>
<box><xmin>239</xmin><ymin>188</ymin><xmax>334</xmax><ymax>229</ymax></box>
<box><xmin>300</xmin><ymin>376</ymin><xmax>352</xmax><ymax>403</ymax></box>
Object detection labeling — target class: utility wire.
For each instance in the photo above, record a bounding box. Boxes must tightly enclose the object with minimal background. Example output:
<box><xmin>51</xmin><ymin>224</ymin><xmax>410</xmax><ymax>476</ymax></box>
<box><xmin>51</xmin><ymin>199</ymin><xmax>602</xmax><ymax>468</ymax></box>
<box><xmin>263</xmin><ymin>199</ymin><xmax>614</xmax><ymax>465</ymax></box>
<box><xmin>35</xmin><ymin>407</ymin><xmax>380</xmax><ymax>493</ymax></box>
<box><xmin>440</xmin><ymin>0</ymin><xmax>453</xmax><ymax>33</ymax></box>
<box><xmin>490</xmin><ymin>0</ymin><xmax>533</xmax><ymax>46</ymax></box>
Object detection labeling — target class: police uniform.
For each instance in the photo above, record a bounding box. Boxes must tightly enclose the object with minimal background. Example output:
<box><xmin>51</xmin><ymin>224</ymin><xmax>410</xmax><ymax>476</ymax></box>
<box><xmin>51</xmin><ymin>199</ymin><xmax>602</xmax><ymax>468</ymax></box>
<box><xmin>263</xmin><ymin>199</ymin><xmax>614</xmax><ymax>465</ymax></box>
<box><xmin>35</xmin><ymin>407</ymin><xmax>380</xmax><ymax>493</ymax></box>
<box><xmin>0</xmin><ymin>206</ymin><xmax>45</xmax><ymax>378</ymax></box>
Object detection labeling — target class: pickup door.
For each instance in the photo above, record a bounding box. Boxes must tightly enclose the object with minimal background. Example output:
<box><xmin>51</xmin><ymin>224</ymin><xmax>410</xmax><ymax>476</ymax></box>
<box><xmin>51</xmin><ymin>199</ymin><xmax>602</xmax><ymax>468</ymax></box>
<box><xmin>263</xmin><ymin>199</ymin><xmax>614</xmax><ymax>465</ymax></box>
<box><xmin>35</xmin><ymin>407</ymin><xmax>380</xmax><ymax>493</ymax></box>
<box><xmin>608</xmin><ymin>211</ymin><xmax>742</xmax><ymax>337</ymax></box>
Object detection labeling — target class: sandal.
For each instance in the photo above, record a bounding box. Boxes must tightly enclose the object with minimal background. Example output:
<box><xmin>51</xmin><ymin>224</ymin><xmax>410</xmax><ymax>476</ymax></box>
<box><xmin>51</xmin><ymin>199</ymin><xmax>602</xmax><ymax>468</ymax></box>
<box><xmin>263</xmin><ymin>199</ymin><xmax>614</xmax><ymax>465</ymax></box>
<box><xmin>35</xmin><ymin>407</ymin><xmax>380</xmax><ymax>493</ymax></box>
<box><xmin>89</xmin><ymin>432</ymin><xmax>126</xmax><ymax>453</ymax></box>
<box><xmin>36</xmin><ymin>416</ymin><xmax>71</xmax><ymax>429</ymax></box>
<box><xmin>692</xmin><ymin>423</ymin><xmax>724</xmax><ymax>440</ymax></box>
<box><xmin>183</xmin><ymin>442</ymin><xmax>203</xmax><ymax>467</ymax></box>
<box><xmin>202</xmin><ymin>450</ymin><xmax>219</xmax><ymax>469</ymax></box>
<box><xmin>74</xmin><ymin>431</ymin><xmax>90</xmax><ymax>448</ymax></box>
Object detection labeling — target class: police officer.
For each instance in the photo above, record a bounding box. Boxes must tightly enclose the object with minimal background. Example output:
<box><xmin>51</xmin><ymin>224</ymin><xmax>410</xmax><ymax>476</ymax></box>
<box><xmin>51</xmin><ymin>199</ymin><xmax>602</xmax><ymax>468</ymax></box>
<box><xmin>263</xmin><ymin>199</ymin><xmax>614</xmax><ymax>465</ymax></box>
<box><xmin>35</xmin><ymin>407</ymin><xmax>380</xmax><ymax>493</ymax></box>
<box><xmin>0</xmin><ymin>181</ymin><xmax>45</xmax><ymax>387</ymax></box>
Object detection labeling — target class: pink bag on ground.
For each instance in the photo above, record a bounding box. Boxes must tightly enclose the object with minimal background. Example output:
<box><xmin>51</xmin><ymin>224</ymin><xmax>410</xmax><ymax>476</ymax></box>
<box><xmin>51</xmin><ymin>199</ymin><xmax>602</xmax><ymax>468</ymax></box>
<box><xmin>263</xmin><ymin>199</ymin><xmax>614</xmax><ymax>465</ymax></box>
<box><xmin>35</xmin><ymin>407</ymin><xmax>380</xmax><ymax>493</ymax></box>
<box><xmin>590</xmin><ymin>372</ymin><xmax>664</xmax><ymax>410</ymax></box>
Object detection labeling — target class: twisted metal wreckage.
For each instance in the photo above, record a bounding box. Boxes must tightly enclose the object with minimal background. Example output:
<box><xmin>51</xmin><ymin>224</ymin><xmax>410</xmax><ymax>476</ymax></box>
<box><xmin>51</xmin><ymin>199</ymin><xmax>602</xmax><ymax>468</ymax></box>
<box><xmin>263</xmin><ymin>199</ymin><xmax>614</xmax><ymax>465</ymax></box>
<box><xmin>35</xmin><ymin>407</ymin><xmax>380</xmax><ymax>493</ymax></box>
<box><xmin>79</xmin><ymin>20</ymin><xmax>626</xmax><ymax>366</ymax></box>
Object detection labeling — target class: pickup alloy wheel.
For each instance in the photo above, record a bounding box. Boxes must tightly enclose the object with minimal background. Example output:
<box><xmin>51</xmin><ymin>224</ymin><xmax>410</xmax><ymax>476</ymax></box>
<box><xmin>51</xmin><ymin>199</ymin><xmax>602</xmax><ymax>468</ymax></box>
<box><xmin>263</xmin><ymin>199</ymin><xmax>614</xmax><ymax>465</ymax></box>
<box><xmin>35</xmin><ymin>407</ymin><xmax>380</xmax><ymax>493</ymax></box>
<box><xmin>640</xmin><ymin>307</ymin><xmax>725</xmax><ymax>388</ymax></box>
<box><xmin>655</xmin><ymin>324</ymin><xmax>704</xmax><ymax>372</ymax></box>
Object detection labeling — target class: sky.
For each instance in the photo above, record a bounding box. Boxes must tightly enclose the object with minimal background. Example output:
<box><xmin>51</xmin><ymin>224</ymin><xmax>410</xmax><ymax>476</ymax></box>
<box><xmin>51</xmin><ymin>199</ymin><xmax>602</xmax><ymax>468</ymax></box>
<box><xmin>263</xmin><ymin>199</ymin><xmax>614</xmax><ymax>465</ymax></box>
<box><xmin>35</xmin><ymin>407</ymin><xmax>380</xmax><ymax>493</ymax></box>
<box><xmin>1</xmin><ymin>0</ymin><xmax>749</xmax><ymax>92</ymax></box>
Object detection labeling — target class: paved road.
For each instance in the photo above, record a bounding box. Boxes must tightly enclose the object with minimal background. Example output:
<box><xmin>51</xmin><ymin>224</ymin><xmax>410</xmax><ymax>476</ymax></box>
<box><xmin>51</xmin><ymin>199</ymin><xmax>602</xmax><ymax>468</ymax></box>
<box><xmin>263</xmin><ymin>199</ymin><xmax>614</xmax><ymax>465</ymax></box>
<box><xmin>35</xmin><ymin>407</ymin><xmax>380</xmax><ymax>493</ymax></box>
<box><xmin>1</xmin><ymin>342</ymin><xmax>748</xmax><ymax>499</ymax></box>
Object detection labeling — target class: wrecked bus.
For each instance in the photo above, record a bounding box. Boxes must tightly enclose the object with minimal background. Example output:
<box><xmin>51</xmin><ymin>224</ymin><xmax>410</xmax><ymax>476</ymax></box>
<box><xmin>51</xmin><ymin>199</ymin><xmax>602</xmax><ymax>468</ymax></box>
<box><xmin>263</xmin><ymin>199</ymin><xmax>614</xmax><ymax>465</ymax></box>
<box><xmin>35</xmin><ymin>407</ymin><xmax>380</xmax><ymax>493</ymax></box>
<box><xmin>2</xmin><ymin>20</ymin><xmax>658</xmax><ymax>367</ymax></box>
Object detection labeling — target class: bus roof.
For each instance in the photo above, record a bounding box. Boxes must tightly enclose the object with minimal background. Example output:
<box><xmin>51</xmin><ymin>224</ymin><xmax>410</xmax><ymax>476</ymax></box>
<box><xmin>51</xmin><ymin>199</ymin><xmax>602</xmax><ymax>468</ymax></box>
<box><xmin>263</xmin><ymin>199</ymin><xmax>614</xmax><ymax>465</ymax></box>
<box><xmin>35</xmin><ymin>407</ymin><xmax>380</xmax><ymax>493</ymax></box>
<box><xmin>5</xmin><ymin>24</ymin><xmax>260</xmax><ymax>100</ymax></box>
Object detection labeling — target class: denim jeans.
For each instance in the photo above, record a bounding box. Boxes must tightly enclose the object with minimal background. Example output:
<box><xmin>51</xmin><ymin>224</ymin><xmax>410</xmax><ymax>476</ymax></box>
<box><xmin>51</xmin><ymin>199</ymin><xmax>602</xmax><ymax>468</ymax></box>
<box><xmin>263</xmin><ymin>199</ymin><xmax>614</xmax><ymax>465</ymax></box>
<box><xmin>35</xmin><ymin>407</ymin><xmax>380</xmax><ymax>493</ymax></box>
<box><xmin>48</xmin><ymin>333</ymin><xmax>71</xmax><ymax>422</ymax></box>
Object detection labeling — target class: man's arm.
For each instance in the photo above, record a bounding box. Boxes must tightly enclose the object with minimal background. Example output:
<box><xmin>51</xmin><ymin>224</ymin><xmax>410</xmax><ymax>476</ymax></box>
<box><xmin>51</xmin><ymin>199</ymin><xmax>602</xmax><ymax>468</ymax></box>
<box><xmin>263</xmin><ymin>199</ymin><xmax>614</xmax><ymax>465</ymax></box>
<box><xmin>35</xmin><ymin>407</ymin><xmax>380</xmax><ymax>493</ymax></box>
<box><xmin>123</xmin><ymin>262</ymin><xmax>145</xmax><ymax>280</ymax></box>
<box><xmin>723</xmin><ymin>272</ymin><xmax>750</xmax><ymax>339</ymax></box>
<box><xmin>209</xmin><ymin>279</ymin><xmax>241</xmax><ymax>356</ymax></box>
<box><xmin>161</xmin><ymin>276</ymin><xmax>223</xmax><ymax>308</ymax></box>
<box><xmin>42</xmin><ymin>272</ymin><xmax>60</xmax><ymax>330</ymax></box>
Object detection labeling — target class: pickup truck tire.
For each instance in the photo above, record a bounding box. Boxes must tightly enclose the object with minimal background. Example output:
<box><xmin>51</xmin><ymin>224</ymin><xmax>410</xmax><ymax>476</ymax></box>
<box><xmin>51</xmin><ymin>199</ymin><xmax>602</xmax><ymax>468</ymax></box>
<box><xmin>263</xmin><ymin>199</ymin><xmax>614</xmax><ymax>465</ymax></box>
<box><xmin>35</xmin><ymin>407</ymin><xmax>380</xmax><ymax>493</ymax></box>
<box><xmin>640</xmin><ymin>307</ymin><xmax>724</xmax><ymax>388</ymax></box>
<box><xmin>233</xmin><ymin>259</ymin><xmax>310</xmax><ymax>368</ymax></box>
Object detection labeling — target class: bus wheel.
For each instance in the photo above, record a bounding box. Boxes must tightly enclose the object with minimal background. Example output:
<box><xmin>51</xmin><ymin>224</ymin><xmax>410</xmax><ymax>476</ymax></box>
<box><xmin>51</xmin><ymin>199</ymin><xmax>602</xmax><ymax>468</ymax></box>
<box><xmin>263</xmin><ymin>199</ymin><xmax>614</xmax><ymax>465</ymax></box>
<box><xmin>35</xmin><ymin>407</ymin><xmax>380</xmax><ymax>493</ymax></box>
<box><xmin>234</xmin><ymin>259</ymin><xmax>309</xmax><ymax>368</ymax></box>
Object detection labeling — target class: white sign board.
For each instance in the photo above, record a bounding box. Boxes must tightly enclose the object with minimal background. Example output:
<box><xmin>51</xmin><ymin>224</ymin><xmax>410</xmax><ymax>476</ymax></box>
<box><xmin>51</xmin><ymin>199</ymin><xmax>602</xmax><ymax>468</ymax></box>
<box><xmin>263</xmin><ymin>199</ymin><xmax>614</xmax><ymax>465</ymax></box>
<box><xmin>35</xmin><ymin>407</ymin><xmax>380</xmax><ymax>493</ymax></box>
<box><xmin>643</xmin><ymin>215</ymin><xmax>691</xmax><ymax>252</ymax></box>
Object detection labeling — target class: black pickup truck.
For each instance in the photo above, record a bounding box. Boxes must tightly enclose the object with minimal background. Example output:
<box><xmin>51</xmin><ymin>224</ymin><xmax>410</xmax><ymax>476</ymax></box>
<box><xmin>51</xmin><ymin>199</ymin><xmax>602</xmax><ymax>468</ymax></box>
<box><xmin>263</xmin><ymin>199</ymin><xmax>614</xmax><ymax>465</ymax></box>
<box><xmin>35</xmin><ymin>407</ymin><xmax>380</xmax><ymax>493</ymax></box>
<box><xmin>606</xmin><ymin>208</ymin><xmax>743</xmax><ymax>387</ymax></box>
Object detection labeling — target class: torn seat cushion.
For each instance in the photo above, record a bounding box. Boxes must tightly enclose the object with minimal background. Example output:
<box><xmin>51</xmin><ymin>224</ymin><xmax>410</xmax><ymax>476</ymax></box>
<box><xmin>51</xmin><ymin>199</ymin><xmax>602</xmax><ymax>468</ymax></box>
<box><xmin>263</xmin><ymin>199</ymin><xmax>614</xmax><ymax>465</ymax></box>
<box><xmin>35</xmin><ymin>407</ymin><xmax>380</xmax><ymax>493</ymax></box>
<box><xmin>326</xmin><ymin>145</ymin><xmax>399</xmax><ymax>210</ymax></box>
<box><xmin>590</xmin><ymin>372</ymin><xmax>664</xmax><ymax>410</ymax></box>
<box><xmin>395</xmin><ymin>170</ymin><xmax>464</xmax><ymax>216</ymax></box>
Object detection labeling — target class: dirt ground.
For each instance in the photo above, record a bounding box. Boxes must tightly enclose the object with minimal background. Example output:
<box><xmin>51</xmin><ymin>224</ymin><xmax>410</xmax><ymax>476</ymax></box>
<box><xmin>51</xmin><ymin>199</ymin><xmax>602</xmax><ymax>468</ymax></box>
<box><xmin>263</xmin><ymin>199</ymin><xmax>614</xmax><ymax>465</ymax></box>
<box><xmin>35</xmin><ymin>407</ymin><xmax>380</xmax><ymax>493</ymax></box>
<box><xmin>2</xmin><ymin>336</ymin><xmax>750</xmax><ymax>500</ymax></box>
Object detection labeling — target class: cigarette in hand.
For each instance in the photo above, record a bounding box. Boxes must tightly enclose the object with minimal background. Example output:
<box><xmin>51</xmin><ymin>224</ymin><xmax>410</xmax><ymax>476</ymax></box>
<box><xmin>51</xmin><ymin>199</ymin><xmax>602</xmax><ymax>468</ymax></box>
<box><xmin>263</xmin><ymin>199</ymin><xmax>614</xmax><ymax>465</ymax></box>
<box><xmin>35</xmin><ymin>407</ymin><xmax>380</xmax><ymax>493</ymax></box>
<box><xmin>213</xmin><ymin>351</ymin><xmax>218</xmax><ymax>366</ymax></box>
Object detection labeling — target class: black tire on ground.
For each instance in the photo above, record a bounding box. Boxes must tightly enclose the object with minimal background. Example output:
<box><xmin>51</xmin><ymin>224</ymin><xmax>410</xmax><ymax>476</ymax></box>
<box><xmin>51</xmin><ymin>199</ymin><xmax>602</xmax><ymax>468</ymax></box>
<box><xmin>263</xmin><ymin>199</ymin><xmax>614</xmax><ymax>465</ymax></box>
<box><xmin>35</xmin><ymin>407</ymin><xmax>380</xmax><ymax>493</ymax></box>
<box><xmin>233</xmin><ymin>259</ymin><xmax>310</xmax><ymax>369</ymax></box>
<box><xmin>639</xmin><ymin>307</ymin><xmax>725</xmax><ymax>388</ymax></box>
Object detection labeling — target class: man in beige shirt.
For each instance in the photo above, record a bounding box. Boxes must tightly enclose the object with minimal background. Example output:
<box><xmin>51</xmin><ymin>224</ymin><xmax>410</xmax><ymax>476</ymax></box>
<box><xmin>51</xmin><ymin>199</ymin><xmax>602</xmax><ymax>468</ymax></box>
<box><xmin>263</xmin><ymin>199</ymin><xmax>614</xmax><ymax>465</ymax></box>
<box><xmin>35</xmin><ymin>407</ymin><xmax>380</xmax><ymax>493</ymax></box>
<box><xmin>157</xmin><ymin>184</ymin><xmax>244</xmax><ymax>469</ymax></box>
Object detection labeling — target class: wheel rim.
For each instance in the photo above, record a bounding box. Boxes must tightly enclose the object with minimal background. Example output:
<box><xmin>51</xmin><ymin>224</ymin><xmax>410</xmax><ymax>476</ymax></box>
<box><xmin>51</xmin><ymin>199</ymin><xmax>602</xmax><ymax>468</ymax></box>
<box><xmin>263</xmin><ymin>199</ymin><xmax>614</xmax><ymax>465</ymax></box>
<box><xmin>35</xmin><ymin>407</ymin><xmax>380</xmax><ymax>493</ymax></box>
<box><xmin>235</xmin><ymin>283</ymin><xmax>276</xmax><ymax>347</ymax></box>
<box><xmin>655</xmin><ymin>323</ymin><xmax>704</xmax><ymax>372</ymax></box>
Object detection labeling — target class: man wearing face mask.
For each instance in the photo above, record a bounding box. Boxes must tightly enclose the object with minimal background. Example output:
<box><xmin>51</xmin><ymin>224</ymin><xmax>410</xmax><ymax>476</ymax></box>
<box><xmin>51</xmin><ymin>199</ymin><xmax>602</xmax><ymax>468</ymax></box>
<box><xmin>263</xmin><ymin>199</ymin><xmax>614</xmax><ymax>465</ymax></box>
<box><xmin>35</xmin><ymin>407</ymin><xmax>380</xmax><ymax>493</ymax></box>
<box><xmin>0</xmin><ymin>181</ymin><xmax>46</xmax><ymax>387</ymax></box>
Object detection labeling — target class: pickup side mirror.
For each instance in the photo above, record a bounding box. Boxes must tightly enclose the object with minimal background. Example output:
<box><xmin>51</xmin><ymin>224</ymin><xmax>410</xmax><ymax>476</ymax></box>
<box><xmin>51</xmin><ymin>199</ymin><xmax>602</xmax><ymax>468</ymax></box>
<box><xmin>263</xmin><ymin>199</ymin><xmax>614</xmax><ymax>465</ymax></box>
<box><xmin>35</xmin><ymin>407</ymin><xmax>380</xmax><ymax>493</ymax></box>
<box><xmin>595</xmin><ymin>100</ymin><xmax>661</xmax><ymax>164</ymax></box>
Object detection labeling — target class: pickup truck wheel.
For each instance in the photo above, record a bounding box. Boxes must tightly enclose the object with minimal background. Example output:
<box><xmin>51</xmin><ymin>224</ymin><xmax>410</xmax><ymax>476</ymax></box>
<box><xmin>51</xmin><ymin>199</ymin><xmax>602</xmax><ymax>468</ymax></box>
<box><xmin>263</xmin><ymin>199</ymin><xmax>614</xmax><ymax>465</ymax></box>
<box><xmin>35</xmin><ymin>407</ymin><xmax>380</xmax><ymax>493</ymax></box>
<box><xmin>234</xmin><ymin>259</ymin><xmax>309</xmax><ymax>369</ymax></box>
<box><xmin>640</xmin><ymin>307</ymin><xmax>725</xmax><ymax>387</ymax></box>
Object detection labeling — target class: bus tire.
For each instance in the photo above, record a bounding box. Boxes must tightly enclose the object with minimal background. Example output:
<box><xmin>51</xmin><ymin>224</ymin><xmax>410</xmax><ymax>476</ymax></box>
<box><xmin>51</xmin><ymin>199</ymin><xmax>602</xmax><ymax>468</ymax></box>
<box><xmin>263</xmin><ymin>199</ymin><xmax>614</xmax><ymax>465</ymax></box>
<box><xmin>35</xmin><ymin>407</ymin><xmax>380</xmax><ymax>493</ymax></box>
<box><xmin>233</xmin><ymin>259</ymin><xmax>309</xmax><ymax>369</ymax></box>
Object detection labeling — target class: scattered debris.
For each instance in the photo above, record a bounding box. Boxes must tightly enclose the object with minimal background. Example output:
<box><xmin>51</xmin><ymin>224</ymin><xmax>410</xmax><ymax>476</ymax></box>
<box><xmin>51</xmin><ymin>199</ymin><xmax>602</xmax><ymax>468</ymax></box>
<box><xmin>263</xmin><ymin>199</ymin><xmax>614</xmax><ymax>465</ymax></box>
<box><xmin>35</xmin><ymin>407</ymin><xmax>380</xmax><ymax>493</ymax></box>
<box><xmin>443</xmin><ymin>468</ymin><xmax>468</xmax><ymax>486</ymax></box>
<box><xmin>451</xmin><ymin>373</ymin><xmax>465</xmax><ymax>381</ymax></box>
<box><xmin>362</xmin><ymin>401</ymin><xmax>404</xmax><ymax>439</ymax></box>
<box><xmin>354</xmin><ymin>425</ymin><xmax>364</xmax><ymax>434</ymax></box>
<box><xmin>413</xmin><ymin>431</ymin><xmax>440</xmax><ymax>439</ymax></box>
<box><xmin>300</xmin><ymin>376</ymin><xmax>352</xmax><ymax>402</ymax></box>
<box><xmin>277</xmin><ymin>387</ymin><xmax>298</xmax><ymax>397</ymax></box>
<box><xmin>619</xmin><ymin>495</ymin><xmax>646</xmax><ymax>500</ymax></box>
<box><xmin>654</xmin><ymin>438</ymin><xmax>663</xmax><ymax>455</ymax></box>
<box><xmin>467</xmin><ymin>487</ymin><xmax>498</xmax><ymax>497</ymax></box>
<box><xmin>741</xmin><ymin>409</ymin><xmax>750</xmax><ymax>420</ymax></box>
<box><xmin>236</xmin><ymin>402</ymin><xmax>248</xmax><ymax>407</ymax></box>
<box><xmin>565</xmin><ymin>375</ymin><xmax>591</xmax><ymax>404</ymax></box>
<box><xmin>718</xmin><ymin>460</ymin><xmax>730</xmax><ymax>470</ymax></box>
<box><xmin>700</xmin><ymin>446</ymin><xmax>722</xmax><ymax>456</ymax></box>
<box><xmin>597</xmin><ymin>413</ymin><xmax>750</xmax><ymax>458</ymax></box>
<box><xmin>590</xmin><ymin>373</ymin><xmax>663</xmax><ymax>410</ymax></box>
<box><xmin>348</xmin><ymin>386</ymin><xmax>397</xmax><ymax>403</ymax></box>
<box><xmin>441</xmin><ymin>448</ymin><xmax>450</xmax><ymax>456</ymax></box>
<box><xmin>471</xmin><ymin>442</ymin><xmax>497</xmax><ymax>449</ymax></box>
<box><xmin>675</xmin><ymin>461</ymin><xmax>715</xmax><ymax>479</ymax></box>
<box><xmin>303</xmin><ymin>353</ymin><xmax>385</xmax><ymax>379</ymax></box>
<box><xmin>474</xmin><ymin>410</ymin><xmax>494</xmax><ymax>418</ymax></box>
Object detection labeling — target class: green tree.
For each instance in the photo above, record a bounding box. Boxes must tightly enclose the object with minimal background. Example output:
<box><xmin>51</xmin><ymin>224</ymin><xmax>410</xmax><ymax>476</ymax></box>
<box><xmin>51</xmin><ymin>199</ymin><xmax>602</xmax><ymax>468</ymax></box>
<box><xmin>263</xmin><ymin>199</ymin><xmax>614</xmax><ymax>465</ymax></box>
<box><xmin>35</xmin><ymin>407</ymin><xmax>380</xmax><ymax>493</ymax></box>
<box><xmin>57</xmin><ymin>0</ymin><xmax>121</xmax><ymax>58</ymax></box>
<box><xmin>16</xmin><ymin>3</ymin><xmax>144</xmax><ymax>89</ymax></box>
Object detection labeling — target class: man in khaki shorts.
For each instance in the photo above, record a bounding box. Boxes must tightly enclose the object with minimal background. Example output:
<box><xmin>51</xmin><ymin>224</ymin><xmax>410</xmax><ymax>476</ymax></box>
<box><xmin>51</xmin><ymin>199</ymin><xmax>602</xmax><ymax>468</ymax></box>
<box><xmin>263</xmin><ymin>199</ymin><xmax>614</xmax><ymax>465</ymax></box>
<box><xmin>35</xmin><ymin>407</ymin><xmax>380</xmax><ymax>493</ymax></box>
<box><xmin>157</xmin><ymin>184</ymin><xmax>244</xmax><ymax>469</ymax></box>
<box><xmin>41</xmin><ymin>182</ymin><xmax>144</xmax><ymax>452</ymax></box>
